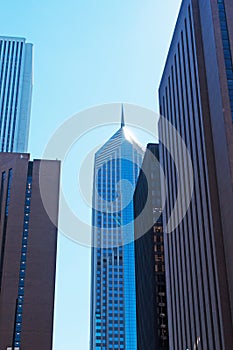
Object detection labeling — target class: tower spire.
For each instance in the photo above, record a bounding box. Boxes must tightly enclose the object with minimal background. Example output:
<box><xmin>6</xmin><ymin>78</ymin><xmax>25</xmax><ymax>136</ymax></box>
<box><xmin>121</xmin><ymin>104</ymin><xmax>125</xmax><ymax>128</ymax></box>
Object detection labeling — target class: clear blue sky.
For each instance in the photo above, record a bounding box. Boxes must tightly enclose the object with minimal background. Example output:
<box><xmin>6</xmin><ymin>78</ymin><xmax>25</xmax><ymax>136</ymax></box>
<box><xmin>1</xmin><ymin>1</ymin><xmax>181</xmax><ymax>349</ymax></box>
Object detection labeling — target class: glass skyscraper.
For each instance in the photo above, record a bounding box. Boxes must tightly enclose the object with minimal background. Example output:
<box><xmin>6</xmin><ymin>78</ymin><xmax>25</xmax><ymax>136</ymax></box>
<box><xmin>90</xmin><ymin>107</ymin><xmax>144</xmax><ymax>350</ymax></box>
<box><xmin>0</xmin><ymin>36</ymin><xmax>33</xmax><ymax>152</ymax></box>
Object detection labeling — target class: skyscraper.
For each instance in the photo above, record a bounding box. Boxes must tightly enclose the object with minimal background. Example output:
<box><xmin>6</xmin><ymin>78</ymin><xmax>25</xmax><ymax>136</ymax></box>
<box><xmin>0</xmin><ymin>153</ymin><xmax>60</xmax><ymax>350</ymax></box>
<box><xmin>0</xmin><ymin>36</ymin><xmax>33</xmax><ymax>153</ymax></box>
<box><xmin>134</xmin><ymin>143</ymin><xmax>169</xmax><ymax>350</ymax></box>
<box><xmin>159</xmin><ymin>0</ymin><xmax>233</xmax><ymax>349</ymax></box>
<box><xmin>90</xmin><ymin>108</ymin><xmax>144</xmax><ymax>350</ymax></box>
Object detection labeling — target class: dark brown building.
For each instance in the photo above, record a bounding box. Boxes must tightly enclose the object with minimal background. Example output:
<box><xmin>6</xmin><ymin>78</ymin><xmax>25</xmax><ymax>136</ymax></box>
<box><xmin>134</xmin><ymin>144</ymin><xmax>169</xmax><ymax>350</ymax></box>
<box><xmin>0</xmin><ymin>153</ymin><xmax>60</xmax><ymax>350</ymax></box>
<box><xmin>159</xmin><ymin>0</ymin><xmax>233</xmax><ymax>349</ymax></box>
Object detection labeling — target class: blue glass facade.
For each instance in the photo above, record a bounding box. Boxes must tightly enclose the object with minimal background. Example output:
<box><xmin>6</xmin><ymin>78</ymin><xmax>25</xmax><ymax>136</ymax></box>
<box><xmin>217</xmin><ymin>0</ymin><xmax>233</xmax><ymax>121</ymax></box>
<box><xmin>90</xmin><ymin>121</ymin><xmax>144</xmax><ymax>350</ymax></box>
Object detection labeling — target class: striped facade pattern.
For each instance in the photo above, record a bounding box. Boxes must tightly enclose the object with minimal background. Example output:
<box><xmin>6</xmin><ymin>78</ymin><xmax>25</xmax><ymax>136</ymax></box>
<box><xmin>159</xmin><ymin>0</ymin><xmax>233</xmax><ymax>349</ymax></box>
<box><xmin>0</xmin><ymin>37</ymin><xmax>33</xmax><ymax>153</ymax></box>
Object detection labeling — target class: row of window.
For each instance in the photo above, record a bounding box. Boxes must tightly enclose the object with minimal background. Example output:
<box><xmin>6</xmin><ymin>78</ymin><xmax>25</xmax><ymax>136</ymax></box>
<box><xmin>96</xmin><ymin>345</ymin><xmax>124</xmax><ymax>349</ymax></box>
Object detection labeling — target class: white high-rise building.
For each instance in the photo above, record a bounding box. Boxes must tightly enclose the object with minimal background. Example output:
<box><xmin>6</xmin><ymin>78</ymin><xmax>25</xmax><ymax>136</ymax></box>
<box><xmin>0</xmin><ymin>36</ymin><xmax>33</xmax><ymax>152</ymax></box>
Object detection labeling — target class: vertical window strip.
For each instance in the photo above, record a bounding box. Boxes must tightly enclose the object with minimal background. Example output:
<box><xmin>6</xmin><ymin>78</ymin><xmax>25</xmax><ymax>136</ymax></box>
<box><xmin>167</xmin><ymin>76</ymin><xmax>181</xmax><ymax>350</ymax></box>
<box><xmin>174</xmin><ymin>51</ymin><xmax>189</xmax><ymax>347</ymax></box>
<box><xmin>217</xmin><ymin>0</ymin><xmax>233</xmax><ymax>121</ymax></box>
<box><xmin>180</xmin><ymin>29</ymin><xmax>198</xmax><ymax>347</ymax></box>
<box><xmin>0</xmin><ymin>39</ymin><xmax>3</xmax><ymax>80</ymax></box>
<box><xmin>162</xmin><ymin>93</ymin><xmax>176</xmax><ymax>347</ymax></box>
<box><xmin>0</xmin><ymin>40</ymin><xmax>4</xmax><ymax>127</ymax></box>
<box><xmin>185</xmin><ymin>15</ymin><xmax>205</xmax><ymax>347</ymax></box>
<box><xmin>189</xmin><ymin>6</ymin><xmax>221</xmax><ymax>349</ymax></box>
<box><xmin>186</xmin><ymin>6</ymin><xmax>210</xmax><ymax>349</ymax></box>
<box><xmin>0</xmin><ymin>168</ymin><xmax>12</xmax><ymax>292</ymax></box>
<box><xmin>3</xmin><ymin>41</ymin><xmax>14</xmax><ymax>152</ymax></box>
<box><xmin>0</xmin><ymin>41</ymin><xmax>10</xmax><ymax>150</ymax></box>
<box><xmin>6</xmin><ymin>41</ymin><xmax>17</xmax><ymax>151</ymax></box>
<box><xmin>5</xmin><ymin>169</ymin><xmax>13</xmax><ymax>217</ymax></box>
<box><xmin>1</xmin><ymin>41</ymin><xmax>12</xmax><ymax>151</ymax></box>
<box><xmin>0</xmin><ymin>171</ymin><xmax>6</xmax><ymax>221</ymax></box>
<box><xmin>0</xmin><ymin>41</ymin><xmax>7</xmax><ymax>123</ymax></box>
<box><xmin>13</xmin><ymin>168</ymin><xmax>33</xmax><ymax>348</ymax></box>
<box><xmin>170</xmin><ymin>64</ymin><xmax>186</xmax><ymax>349</ymax></box>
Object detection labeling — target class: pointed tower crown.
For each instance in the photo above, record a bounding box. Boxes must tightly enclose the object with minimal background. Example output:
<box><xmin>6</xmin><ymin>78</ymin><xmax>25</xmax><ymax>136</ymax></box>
<box><xmin>121</xmin><ymin>104</ymin><xmax>125</xmax><ymax>128</ymax></box>
<box><xmin>95</xmin><ymin>103</ymin><xmax>144</xmax><ymax>158</ymax></box>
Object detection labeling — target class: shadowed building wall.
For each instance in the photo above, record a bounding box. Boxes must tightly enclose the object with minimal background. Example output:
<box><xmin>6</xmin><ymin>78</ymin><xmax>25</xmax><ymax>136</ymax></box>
<box><xmin>159</xmin><ymin>0</ymin><xmax>233</xmax><ymax>349</ymax></box>
<box><xmin>134</xmin><ymin>143</ymin><xmax>169</xmax><ymax>350</ymax></box>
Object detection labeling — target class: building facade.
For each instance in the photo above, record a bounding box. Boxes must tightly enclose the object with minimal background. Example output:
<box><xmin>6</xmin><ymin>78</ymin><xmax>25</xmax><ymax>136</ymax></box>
<box><xmin>0</xmin><ymin>153</ymin><xmax>60</xmax><ymax>350</ymax></box>
<box><xmin>159</xmin><ymin>0</ymin><xmax>233</xmax><ymax>349</ymax></box>
<box><xmin>134</xmin><ymin>143</ymin><xmax>169</xmax><ymax>350</ymax></box>
<box><xmin>0</xmin><ymin>36</ymin><xmax>33</xmax><ymax>153</ymax></box>
<box><xmin>90</xmin><ymin>109</ymin><xmax>144</xmax><ymax>350</ymax></box>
